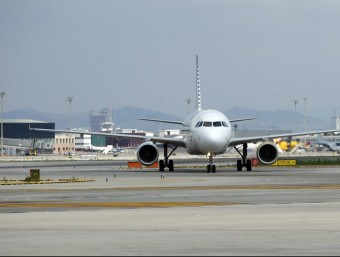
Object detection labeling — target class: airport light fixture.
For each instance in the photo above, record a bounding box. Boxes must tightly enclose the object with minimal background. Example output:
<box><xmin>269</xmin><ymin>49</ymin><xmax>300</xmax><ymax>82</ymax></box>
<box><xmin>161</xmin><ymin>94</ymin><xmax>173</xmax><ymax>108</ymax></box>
<box><xmin>302</xmin><ymin>97</ymin><xmax>308</xmax><ymax>143</ymax></box>
<box><xmin>66</xmin><ymin>97</ymin><xmax>74</xmax><ymax>130</ymax></box>
<box><xmin>185</xmin><ymin>98</ymin><xmax>192</xmax><ymax>114</ymax></box>
<box><xmin>1</xmin><ymin>91</ymin><xmax>5</xmax><ymax>157</ymax></box>
<box><xmin>302</xmin><ymin>97</ymin><xmax>308</xmax><ymax>131</ymax></box>
<box><xmin>293</xmin><ymin>99</ymin><xmax>299</xmax><ymax>132</ymax></box>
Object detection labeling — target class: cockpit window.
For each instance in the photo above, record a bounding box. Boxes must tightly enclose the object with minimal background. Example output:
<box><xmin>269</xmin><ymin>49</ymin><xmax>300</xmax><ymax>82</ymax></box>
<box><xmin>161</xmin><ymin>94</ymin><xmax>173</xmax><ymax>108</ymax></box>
<box><xmin>196</xmin><ymin>121</ymin><xmax>228</xmax><ymax>128</ymax></box>
<box><xmin>203</xmin><ymin>121</ymin><xmax>212</xmax><ymax>127</ymax></box>
<box><xmin>195</xmin><ymin>121</ymin><xmax>203</xmax><ymax>127</ymax></box>
<box><xmin>213</xmin><ymin>121</ymin><xmax>222</xmax><ymax>127</ymax></box>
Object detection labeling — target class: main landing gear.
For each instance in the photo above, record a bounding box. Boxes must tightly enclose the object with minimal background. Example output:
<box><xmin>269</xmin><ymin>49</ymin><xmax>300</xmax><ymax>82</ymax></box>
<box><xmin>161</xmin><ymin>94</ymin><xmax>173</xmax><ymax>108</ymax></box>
<box><xmin>234</xmin><ymin>143</ymin><xmax>252</xmax><ymax>171</ymax></box>
<box><xmin>206</xmin><ymin>152</ymin><xmax>216</xmax><ymax>173</ymax></box>
<box><xmin>159</xmin><ymin>143</ymin><xmax>177</xmax><ymax>172</ymax></box>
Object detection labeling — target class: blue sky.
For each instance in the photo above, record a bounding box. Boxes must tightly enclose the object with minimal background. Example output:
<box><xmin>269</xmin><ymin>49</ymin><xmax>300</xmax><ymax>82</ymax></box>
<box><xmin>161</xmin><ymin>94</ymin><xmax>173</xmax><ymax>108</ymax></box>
<box><xmin>1</xmin><ymin>0</ymin><xmax>340</xmax><ymax>119</ymax></box>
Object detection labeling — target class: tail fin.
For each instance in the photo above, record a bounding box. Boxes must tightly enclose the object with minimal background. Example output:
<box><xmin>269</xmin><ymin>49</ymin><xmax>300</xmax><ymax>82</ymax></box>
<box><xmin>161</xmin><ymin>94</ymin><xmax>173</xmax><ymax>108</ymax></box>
<box><xmin>196</xmin><ymin>55</ymin><xmax>202</xmax><ymax>111</ymax></box>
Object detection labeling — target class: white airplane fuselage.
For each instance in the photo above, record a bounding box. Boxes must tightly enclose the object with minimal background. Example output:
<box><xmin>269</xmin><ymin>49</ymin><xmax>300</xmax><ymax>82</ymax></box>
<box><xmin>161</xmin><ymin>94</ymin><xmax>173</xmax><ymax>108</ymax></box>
<box><xmin>183</xmin><ymin>109</ymin><xmax>232</xmax><ymax>155</ymax></box>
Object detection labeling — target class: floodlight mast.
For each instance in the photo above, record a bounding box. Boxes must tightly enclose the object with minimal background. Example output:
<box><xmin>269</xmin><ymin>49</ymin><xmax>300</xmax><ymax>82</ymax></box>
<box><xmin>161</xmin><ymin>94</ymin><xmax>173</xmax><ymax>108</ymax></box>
<box><xmin>1</xmin><ymin>92</ymin><xmax>5</xmax><ymax>157</ymax></box>
<box><xmin>66</xmin><ymin>97</ymin><xmax>74</xmax><ymax>130</ymax></box>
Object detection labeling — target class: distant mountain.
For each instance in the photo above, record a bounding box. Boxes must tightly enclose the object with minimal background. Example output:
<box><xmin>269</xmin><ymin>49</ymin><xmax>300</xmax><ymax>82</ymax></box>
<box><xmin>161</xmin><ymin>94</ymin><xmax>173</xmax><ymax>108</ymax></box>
<box><xmin>4</xmin><ymin>106</ymin><xmax>332</xmax><ymax>132</ymax></box>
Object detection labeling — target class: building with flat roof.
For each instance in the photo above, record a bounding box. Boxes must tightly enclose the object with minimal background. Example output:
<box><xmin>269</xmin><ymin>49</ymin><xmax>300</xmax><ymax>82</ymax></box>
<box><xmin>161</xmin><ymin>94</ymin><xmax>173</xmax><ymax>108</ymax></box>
<box><xmin>53</xmin><ymin>134</ymin><xmax>76</xmax><ymax>155</ymax></box>
<box><xmin>1</xmin><ymin>119</ymin><xmax>55</xmax><ymax>155</ymax></box>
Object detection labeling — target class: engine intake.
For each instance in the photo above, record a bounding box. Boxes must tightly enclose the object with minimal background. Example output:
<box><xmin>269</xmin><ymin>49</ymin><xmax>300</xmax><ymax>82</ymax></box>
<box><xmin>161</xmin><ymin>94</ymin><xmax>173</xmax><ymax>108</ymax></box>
<box><xmin>137</xmin><ymin>142</ymin><xmax>159</xmax><ymax>166</ymax></box>
<box><xmin>256</xmin><ymin>142</ymin><xmax>279</xmax><ymax>165</ymax></box>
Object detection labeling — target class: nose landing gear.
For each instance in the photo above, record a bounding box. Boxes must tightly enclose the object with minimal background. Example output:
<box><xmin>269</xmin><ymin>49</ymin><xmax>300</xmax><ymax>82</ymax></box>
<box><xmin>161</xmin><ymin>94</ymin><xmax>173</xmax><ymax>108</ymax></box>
<box><xmin>206</xmin><ymin>152</ymin><xmax>216</xmax><ymax>173</ymax></box>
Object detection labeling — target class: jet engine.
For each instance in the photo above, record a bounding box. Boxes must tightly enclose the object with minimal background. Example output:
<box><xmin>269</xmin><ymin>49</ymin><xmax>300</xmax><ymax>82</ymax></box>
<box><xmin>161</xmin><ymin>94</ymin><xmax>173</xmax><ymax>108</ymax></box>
<box><xmin>256</xmin><ymin>142</ymin><xmax>279</xmax><ymax>165</ymax></box>
<box><xmin>137</xmin><ymin>142</ymin><xmax>159</xmax><ymax>166</ymax></box>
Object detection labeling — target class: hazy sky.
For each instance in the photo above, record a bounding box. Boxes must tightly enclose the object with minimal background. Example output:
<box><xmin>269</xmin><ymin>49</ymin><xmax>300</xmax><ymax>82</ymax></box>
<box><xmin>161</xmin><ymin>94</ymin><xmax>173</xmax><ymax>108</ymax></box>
<box><xmin>1</xmin><ymin>0</ymin><xmax>340</xmax><ymax>119</ymax></box>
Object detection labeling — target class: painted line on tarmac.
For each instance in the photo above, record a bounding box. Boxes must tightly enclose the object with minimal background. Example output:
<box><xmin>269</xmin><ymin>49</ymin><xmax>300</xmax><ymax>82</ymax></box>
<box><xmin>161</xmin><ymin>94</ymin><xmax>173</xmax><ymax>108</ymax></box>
<box><xmin>0</xmin><ymin>201</ymin><xmax>236</xmax><ymax>209</ymax></box>
<box><xmin>94</xmin><ymin>184</ymin><xmax>340</xmax><ymax>190</ymax></box>
<box><xmin>0</xmin><ymin>179</ymin><xmax>95</xmax><ymax>186</ymax></box>
<box><xmin>4</xmin><ymin>183</ymin><xmax>340</xmax><ymax>192</ymax></box>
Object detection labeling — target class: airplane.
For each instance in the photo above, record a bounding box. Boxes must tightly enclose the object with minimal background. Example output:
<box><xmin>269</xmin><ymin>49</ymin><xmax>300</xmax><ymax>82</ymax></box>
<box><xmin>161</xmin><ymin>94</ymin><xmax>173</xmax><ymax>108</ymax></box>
<box><xmin>314</xmin><ymin>135</ymin><xmax>340</xmax><ymax>153</ymax></box>
<box><xmin>30</xmin><ymin>55</ymin><xmax>340</xmax><ymax>173</ymax></box>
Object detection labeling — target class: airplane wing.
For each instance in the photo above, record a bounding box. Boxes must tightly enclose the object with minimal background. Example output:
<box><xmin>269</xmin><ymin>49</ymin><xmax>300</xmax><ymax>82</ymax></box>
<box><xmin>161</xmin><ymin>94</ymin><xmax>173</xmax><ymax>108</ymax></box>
<box><xmin>229</xmin><ymin>129</ymin><xmax>340</xmax><ymax>147</ymax></box>
<box><xmin>139</xmin><ymin>117</ymin><xmax>257</xmax><ymax>125</ymax></box>
<box><xmin>29</xmin><ymin>128</ymin><xmax>187</xmax><ymax>148</ymax></box>
<box><xmin>229</xmin><ymin>117</ymin><xmax>257</xmax><ymax>123</ymax></box>
<box><xmin>138</xmin><ymin>118</ymin><xmax>185</xmax><ymax>126</ymax></box>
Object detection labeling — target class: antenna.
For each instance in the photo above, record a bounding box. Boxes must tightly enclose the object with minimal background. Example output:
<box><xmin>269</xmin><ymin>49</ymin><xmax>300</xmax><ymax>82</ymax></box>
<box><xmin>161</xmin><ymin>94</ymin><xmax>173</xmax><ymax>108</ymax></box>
<box><xmin>196</xmin><ymin>55</ymin><xmax>202</xmax><ymax>111</ymax></box>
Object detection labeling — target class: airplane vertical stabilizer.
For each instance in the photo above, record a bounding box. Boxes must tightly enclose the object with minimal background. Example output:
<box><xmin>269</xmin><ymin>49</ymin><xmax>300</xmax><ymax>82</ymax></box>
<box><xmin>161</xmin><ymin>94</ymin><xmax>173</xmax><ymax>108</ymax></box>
<box><xmin>196</xmin><ymin>55</ymin><xmax>202</xmax><ymax>111</ymax></box>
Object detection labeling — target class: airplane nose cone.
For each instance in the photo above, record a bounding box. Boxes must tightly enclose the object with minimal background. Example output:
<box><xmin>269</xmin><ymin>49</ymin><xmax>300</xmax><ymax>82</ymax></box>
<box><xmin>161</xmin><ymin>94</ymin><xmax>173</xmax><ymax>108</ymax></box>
<box><xmin>200</xmin><ymin>131</ymin><xmax>228</xmax><ymax>153</ymax></box>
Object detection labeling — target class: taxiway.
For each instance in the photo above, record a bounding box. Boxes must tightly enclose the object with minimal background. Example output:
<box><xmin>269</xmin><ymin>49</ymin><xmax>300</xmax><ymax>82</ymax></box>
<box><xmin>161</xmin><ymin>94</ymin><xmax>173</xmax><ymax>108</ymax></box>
<box><xmin>1</xmin><ymin>159</ymin><xmax>340</xmax><ymax>256</ymax></box>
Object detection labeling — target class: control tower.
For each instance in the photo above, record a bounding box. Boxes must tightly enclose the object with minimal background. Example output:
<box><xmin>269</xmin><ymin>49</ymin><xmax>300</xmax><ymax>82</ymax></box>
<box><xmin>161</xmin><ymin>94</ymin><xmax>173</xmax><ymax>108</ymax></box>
<box><xmin>331</xmin><ymin>111</ymin><xmax>340</xmax><ymax>130</ymax></box>
<box><xmin>90</xmin><ymin>108</ymin><xmax>113</xmax><ymax>132</ymax></box>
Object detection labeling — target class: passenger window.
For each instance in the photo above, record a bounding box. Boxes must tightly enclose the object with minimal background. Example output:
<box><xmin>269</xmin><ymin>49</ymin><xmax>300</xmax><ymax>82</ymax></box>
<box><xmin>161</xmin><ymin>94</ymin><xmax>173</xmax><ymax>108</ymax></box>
<box><xmin>213</xmin><ymin>121</ymin><xmax>222</xmax><ymax>127</ymax></box>
<box><xmin>203</xmin><ymin>121</ymin><xmax>212</xmax><ymax>127</ymax></box>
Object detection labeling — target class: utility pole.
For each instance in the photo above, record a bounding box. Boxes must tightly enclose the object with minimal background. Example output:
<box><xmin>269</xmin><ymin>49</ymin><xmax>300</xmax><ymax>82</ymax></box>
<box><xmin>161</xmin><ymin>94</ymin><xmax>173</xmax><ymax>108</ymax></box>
<box><xmin>293</xmin><ymin>99</ymin><xmax>299</xmax><ymax>132</ymax></box>
<box><xmin>185</xmin><ymin>99</ymin><xmax>192</xmax><ymax>115</ymax></box>
<box><xmin>1</xmin><ymin>92</ymin><xmax>5</xmax><ymax>157</ymax></box>
<box><xmin>302</xmin><ymin>97</ymin><xmax>308</xmax><ymax>143</ymax></box>
<box><xmin>66</xmin><ymin>97</ymin><xmax>74</xmax><ymax>130</ymax></box>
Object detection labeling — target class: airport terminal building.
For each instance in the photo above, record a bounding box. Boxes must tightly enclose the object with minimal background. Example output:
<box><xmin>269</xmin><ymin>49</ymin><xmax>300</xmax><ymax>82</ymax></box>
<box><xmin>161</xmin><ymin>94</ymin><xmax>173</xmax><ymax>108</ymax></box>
<box><xmin>1</xmin><ymin>119</ymin><xmax>55</xmax><ymax>155</ymax></box>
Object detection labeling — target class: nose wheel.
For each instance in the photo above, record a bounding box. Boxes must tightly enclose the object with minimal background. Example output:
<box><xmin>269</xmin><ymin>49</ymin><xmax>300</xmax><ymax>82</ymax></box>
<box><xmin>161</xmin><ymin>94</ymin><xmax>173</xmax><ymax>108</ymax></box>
<box><xmin>206</xmin><ymin>153</ymin><xmax>216</xmax><ymax>173</ymax></box>
<box><xmin>207</xmin><ymin>164</ymin><xmax>216</xmax><ymax>173</ymax></box>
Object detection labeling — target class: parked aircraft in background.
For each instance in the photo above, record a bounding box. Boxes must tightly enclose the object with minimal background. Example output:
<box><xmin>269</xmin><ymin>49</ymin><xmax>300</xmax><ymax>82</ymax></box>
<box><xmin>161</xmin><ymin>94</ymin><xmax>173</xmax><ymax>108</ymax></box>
<box><xmin>315</xmin><ymin>135</ymin><xmax>340</xmax><ymax>153</ymax></box>
<box><xmin>31</xmin><ymin>55</ymin><xmax>340</xmax><ymax>172</ymax></box>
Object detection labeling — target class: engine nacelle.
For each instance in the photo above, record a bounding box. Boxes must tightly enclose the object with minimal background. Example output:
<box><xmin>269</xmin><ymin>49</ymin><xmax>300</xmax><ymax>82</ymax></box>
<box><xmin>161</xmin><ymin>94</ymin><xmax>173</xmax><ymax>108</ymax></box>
<box><xmin>256</xmin><ymin>142</ymin><xmax>279</xmax><ymax>165</ymax></box>
<box><xmin>136</xmin><ymin>142</ymin><xmax>159</xmax><ymax>166</ymax></box>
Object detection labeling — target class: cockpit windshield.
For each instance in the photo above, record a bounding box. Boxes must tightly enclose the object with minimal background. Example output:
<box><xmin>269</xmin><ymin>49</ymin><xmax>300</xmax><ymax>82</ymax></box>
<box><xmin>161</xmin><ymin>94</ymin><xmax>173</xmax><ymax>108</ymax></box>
<box><xmin>195</xmin><ymin>121</ymin><xmax>228</xmax><ymax>128</ymax></box>
<box><xmin>195</xmin><ymin>121</ymin><xmax>203</xmax><ymax>127</ymax></box>
<box><xmin>213</xmin><ymin>121</ymin><xmax>222</xmax><ymax>127</ymax></box>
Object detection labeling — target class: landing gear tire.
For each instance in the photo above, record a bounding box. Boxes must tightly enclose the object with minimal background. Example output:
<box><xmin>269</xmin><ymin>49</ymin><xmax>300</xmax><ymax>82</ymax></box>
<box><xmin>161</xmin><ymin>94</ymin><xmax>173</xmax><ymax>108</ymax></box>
<box><xmin>246</xmin><ymin>159</ymin><xmax>252</xmax><ymax>171</ymax></box>
<box><xmin>237</xmin><ymin>160</ymin><xmax>242</xmax><ymax>171</ymax></box>
<box><xmin>169</xmin><ymin>160</ymin><xmax>174</xmax><ymax>172</ymax></box>
<box><xmin>159</xmin><ymin>160</ymin><xmax>165</xmax><ymax>172</ymax></box>
<box><xmin>207</xmin><ymin>164</ymin><xmax>216</xmax><ymax>173</ymax></box>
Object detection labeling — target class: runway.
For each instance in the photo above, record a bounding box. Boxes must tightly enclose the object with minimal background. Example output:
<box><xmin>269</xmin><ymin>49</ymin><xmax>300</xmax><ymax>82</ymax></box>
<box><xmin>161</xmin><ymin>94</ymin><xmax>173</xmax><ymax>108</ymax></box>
<box><xmin>1</xmin><ymin>159</ymin><xmax>340</xmax><ymax>256</ymax></box>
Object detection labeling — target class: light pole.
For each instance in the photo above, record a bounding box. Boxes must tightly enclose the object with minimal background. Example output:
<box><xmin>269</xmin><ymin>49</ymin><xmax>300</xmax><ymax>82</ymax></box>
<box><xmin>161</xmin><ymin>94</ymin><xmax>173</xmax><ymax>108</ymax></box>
<box><xmin>185</xmin><ymin>99</ymin><xmax>192</xmax><ymax>115</ymax></box>
<box><xmin>1</xmin><ymin>92</ymin><xmax>5</xmax><ymax>157</ymax></box>
<box><xmin>302</xmin><ymin>97</ymin><xmax>308</xmax><ymax>143</ymax></box>
<box><xmin>293</xmin><ymin>99</ymin><xmax>299</xmax><ymax>132</ymax></box>
<box><xmin>66</xmin><ymin>97</ymin><xmax>74</xmax><ymax>130</ymax></box>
